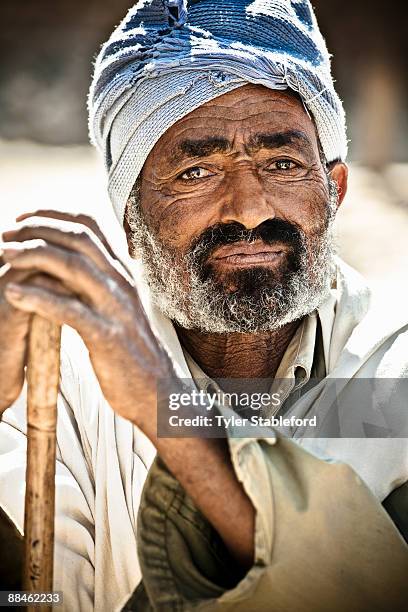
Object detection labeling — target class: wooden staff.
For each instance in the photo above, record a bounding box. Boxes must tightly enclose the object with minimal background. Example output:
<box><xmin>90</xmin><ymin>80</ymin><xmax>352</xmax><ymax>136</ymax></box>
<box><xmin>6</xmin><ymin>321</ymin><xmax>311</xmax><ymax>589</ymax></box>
<box><xmin>23</xmin><ymin>315</ymin><xmax>61</xmax><ymax>611</ymax></box>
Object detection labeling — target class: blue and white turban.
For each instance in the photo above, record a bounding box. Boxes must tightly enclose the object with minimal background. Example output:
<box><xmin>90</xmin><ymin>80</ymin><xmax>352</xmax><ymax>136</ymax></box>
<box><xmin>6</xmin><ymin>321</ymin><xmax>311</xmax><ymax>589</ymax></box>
<box><xmin>89</xmin><ymin>0</ymin><xmax>347</xmax><ymax>224</ymax></box>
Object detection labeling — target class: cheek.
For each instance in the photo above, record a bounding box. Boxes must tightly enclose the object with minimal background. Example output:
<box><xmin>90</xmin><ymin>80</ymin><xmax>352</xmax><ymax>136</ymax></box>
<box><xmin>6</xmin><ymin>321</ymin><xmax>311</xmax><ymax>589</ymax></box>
<box><xmin>142</xmin><ymin>191</ymin><xmax>217</xmax><ymax>250</ymax></box>
<box><xmin>270</xmin><ymin>174</ymin><xmax>330</xmax><ymax>232</ymax></box>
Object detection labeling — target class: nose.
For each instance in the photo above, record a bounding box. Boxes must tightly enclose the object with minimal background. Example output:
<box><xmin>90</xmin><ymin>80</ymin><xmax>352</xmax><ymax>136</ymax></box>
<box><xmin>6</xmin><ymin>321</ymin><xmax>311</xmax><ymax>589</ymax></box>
<box><xmin>219</xmin><ymin>167</ymin><xmax>275</xmax><ymax>229</ymax></box>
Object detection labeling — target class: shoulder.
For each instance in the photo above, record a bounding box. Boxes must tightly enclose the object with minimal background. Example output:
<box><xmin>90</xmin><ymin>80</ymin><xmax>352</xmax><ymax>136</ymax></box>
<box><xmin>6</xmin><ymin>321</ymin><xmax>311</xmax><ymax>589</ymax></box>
<box><xmin>372</xmin><ymin>323</ymin><xmax>408</xmax><ymax>377</ymax></box>
<box><xmin>334</xmin><ymin>259</ymin><xmax>408</xmax><ymax>374</ymax></box>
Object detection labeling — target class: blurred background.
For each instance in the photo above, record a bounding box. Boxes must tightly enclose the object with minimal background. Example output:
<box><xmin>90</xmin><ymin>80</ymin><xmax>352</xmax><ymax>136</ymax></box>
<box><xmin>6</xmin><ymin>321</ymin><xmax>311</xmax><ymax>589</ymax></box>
<box><xmin>1</xmin><ymin>0</ymin><xmax>407</xmax><ymax>313</ymax></box>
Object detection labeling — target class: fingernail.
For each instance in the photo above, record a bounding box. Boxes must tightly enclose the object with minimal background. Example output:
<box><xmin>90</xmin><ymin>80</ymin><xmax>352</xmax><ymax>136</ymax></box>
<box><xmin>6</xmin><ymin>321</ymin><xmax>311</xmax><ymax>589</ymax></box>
<box><xmin>16</xmin><ymin>213</ymin><xmax>32</xmax><ymax>222</ymax></box>
<box><xmin>2</xmin><ymin>248</ymin><xmax>20</xmax><ymax>261</ymax></box>
<box><xmin>2</xmin><ymin>230</ymin><xmax>17</xmax><ymax>241</ymax></box>
<box><xmin>5</xmin><ymin>283</ymin><xmax>23</xmax><ymax>297</ymax></box>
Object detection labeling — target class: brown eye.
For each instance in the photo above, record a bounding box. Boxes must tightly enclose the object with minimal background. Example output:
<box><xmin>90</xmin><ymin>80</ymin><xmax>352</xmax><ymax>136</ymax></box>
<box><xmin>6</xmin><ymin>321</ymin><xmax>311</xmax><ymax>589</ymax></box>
<box><xmin>180</xmin><ymin>167</ymin><xmax>213</xmax><ymax>181</ymax></box>
<box><xmin>268</xmin><ymin>159</ymin><xmax>298</xmax><ymax>171</ymax></box>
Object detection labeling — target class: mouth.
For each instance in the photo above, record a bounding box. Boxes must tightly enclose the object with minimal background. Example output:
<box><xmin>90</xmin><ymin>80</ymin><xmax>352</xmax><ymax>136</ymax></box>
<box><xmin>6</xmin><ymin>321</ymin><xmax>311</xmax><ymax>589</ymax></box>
<box><xmin>210</xmin><ymin>240</ymin><xmax>289</xmax><ymax>268</ymax></box>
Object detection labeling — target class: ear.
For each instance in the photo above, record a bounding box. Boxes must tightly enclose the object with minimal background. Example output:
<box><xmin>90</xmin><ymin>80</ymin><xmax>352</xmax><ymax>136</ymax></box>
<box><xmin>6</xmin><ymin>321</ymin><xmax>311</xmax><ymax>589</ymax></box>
<box><xmin>328</xmin><ymin>162</ymin><xmax>348</xmax><ymax>209</ymax></box>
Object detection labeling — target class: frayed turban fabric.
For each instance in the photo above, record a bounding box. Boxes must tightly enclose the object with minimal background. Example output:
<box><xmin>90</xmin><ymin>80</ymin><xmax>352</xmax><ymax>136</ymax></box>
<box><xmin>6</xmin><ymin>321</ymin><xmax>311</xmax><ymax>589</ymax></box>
<box><xmin>88</xmin><ymin>0</ymin><xmax>347</xmax><ymax>224</ymax></box>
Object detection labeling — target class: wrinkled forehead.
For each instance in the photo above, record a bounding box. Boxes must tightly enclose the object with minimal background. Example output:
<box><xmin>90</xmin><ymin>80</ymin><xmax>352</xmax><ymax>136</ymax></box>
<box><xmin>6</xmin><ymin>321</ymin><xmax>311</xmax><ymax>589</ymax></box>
<box><xmin>145</xmin><ymin>84</ymin><xmax>321</xmax><ymax>162</ymax></box>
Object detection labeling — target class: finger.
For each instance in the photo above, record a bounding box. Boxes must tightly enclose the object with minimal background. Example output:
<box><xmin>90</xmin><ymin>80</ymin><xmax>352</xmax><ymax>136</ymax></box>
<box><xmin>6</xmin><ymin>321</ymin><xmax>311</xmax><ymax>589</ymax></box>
<box><xmin>0</xmin><ymin>268</ymin><xmax>72</xmax><ymax>334</ymax></box>
<box><xmin>3</xmin><ymin>219</ymin><xmax>123</xmax><ymax>276</ymax></box>
<box><xmin>1</xmin><ymin>265</ymin><xmax>72</xmax><ymax>297</ymax></box>
<box><xmin>0</xmin><ymin>258</ymin><xmax>51</xmax><ymax>287</ymax></box>
<box><xmin>0</xmin><ymin>248</ymin><xmax>12</xmax><ymax>271</ymax></box>
<box><xmin>15</xmin><ymin>210</ymin><xmax>117</xmax><ymax>260</ymax></box>
<box><xmin>3</xmin><ymin>218</ymin><xmax>133</xmax><ymax>283</ymax></box>
<box><xmin>28</xmin><ymin>273</ymin><xmax>74</xmax><ymax>297</ymax></box>
<box><xmin>4</xmin><ymin>282</ymin><xmax>105</xmax><ymax>343</ymax></box>
<box><xmin>2</xmin><ymin>240</ymin><xmax>115</xmax><ymax>306</ymax></box>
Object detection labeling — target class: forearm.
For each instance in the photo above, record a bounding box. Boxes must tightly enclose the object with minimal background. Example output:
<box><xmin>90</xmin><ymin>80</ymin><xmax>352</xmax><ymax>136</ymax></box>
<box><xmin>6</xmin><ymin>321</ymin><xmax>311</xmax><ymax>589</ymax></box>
<box><xmin>128</xmin><ymin>366</ymin><xmax>255</xmax><ymax>569</ymax></box>
<box><xmin>154</xmin><ymin>436</ymin><xmax>255</xmax><ymax>569</ymax></box>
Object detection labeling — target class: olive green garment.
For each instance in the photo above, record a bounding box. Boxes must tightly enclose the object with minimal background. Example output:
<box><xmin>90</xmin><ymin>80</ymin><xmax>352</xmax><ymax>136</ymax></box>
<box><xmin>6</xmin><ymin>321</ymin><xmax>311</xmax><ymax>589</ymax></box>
<box><xmin>126</xmin><ymin>435</ymin><xmax>408</xmax><ymax>612</ymax></box>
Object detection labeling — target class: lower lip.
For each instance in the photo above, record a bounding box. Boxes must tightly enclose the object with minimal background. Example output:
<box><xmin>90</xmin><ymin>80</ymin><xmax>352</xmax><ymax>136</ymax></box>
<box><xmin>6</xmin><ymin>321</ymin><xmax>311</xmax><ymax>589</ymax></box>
<box><xmin>213</xmin><ymin>251</ymin><xmax>285</xmax><ymax>267</ymax></box>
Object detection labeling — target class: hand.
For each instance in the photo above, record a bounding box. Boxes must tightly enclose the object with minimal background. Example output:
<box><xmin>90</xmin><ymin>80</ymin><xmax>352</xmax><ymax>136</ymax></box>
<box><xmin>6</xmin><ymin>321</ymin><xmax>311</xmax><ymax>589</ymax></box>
<box><xmin>0</xmin><ymin>247</ymin><xmax>58</xmax><ymax>413</ymax></box>
<box><xmin>2</xmin><ymin>210</ymin><xmax>173</xmax><ymax>429</ymax></box>
<box><xmin>2</xmin><ymin>211</ymin><xmax>255</xmax><ymax>569</ymax></box>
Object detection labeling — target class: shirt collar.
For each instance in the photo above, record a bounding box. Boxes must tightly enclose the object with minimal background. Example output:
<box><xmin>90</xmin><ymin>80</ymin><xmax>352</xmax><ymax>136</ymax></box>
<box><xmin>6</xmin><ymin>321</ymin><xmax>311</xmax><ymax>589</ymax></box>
<box><xmin>274</xmin><ymin>312</ymin><xmax>317</xmax><ymax>385</ymax></box>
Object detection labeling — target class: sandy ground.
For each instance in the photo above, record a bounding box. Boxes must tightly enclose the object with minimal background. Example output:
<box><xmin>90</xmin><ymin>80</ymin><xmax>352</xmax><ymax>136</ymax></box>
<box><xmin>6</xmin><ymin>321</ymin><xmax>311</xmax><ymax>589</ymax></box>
<box><xmin>1</xmin><ymin>140</ymin><xmax>407</xmax><ymax>318</ymax></box>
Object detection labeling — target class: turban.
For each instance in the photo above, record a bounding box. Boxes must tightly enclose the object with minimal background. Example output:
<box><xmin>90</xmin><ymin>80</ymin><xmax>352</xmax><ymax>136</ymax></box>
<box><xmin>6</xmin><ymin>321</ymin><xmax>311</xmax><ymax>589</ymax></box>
<box><xmin>89</xmin><ymin>0</ymin><xmax>347</xmax><ymax>224</ymax></box>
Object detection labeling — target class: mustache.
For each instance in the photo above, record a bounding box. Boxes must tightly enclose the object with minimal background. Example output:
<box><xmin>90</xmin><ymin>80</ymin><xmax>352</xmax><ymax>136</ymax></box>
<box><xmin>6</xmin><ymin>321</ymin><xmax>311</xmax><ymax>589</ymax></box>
<box><xmin>189</xmin><ymin>219</ymin><xmax>304</xmax><ymax>266</ymax></box>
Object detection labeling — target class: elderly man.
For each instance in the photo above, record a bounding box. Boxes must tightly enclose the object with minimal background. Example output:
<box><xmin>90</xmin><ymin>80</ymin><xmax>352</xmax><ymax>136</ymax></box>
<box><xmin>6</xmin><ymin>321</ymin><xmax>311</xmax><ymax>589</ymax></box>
<box><xmin>0</xmin><ymin>1</ymin><xmax>408</xmax><ymax>610</ymax></box>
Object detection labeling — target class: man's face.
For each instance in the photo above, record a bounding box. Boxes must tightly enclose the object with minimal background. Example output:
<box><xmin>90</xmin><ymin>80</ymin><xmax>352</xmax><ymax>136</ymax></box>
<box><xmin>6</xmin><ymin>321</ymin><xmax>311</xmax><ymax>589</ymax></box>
<box><xmin>126</xmin><ymin>84</ymin><xmax>345</xmax><ymax>333</ymax></box>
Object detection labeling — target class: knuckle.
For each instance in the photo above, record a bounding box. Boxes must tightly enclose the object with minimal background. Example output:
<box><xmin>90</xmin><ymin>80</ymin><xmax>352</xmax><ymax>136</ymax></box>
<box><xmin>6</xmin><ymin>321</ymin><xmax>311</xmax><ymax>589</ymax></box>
<box><xmin>74</xmin><ymin>251</ymin><xmax>91</xmax><ymax>271</ymax></box>
<box><xmin>105</xmin><ymin>321</ymin><xmax>122</xmax><ymax>341</ymax></box>
<box><xmin>87</xmin><ymin>316</ymin><xmax>114</xmax><ymax>342</ymax></box>
<box><xmin>65</xmin><ymin>299</ymin><xmax>83</xmax><ymax>319</ymax></box>
<box><xmin>77</xmin><ymin>213</ymin><xmax>98</xmax><ymax>227</ymax></box>
<box><xmin>75</xmin><ymin>228</ymin><xmax>92</xmax><ymax>243</ymax></box>
<box><xmin>63</xmin><ymin>249</ymin><xmax>82</xmax><ymax>272</ymax></box>
<box><xmin>64</xmin><ymin>298</ymin><xmax>94</xmax><ymax>326</ymax></box>
<box><xmin>32</xmin><ymin>240</ymin><xmax>48</xmax><ymax>255</ymax></box>
<box><xmin>68</xmin><ymin>223</ymin><xmax>98</xmax><ymax>246</ymax></box>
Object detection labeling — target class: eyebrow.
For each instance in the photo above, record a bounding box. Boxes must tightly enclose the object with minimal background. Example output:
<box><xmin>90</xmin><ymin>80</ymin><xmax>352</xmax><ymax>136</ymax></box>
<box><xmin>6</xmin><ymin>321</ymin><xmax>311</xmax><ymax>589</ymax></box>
<box><xmin>171</xmin><ymin>130</ymin><xmax>313</xmax><ymax>165</ymax></box>
<box><xmin>177</xmin><ymin>137</ymin><xmax>231</xmax><ymax>160</ymax></box>
<box><xmin>246</xmin><ymin>130</ymin><xmax>313</xmax><ymax>152</ymax></box>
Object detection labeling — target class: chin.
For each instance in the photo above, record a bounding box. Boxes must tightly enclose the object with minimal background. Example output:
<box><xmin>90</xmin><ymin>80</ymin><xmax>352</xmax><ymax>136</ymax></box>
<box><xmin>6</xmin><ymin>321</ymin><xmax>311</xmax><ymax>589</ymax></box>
<box><xmin>212</xmin><ymin>264</ymin><xmax>294</xmax><ymax>297</ymax></box>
